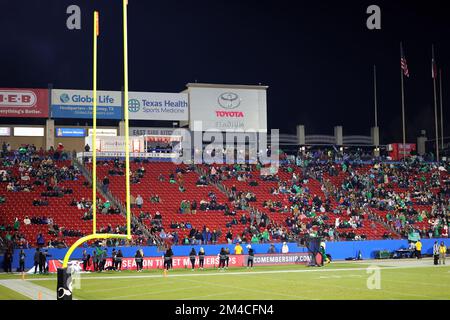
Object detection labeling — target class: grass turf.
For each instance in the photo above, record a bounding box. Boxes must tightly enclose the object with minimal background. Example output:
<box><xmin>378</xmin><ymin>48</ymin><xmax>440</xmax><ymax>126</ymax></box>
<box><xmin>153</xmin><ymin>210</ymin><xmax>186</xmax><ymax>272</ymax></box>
<box><xmin>1</xmin><ymin>261</ymin><xmax>449</xmax><ymax>300</ymax></box>
<box><xmin>0</xmin><ymin>285</ymin><xmax>31</xmax><ymax>300</ymax></box>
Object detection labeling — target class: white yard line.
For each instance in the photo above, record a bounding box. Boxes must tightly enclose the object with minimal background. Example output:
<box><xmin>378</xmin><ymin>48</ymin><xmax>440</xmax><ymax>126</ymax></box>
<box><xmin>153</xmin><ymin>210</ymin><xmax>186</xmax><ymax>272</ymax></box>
<box><xmin>0</xmin><ymin>279</ymin><xmax>61</xmax><ymax>300</ymax></box>
<box><xmin>27</xmin><ymin>263</ymin><xmax>450</xmax><ymax>282</ymax></box>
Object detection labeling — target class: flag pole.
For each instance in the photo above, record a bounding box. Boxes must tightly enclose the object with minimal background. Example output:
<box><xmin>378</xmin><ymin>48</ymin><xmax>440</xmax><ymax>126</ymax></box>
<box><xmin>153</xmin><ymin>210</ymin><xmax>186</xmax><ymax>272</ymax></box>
<box><xmin>400</xmin><ymin>43</ymin><xmax>406</xmax><ymax>159</ymax></box>
<box><xmin>374</xmin><ymin>65</ymin><xmax>378</xmax><ymax>129</ymax></box>
<box><xmin>432</xmin><ymin>44</ymin><xmax>439</xmax><ymax>163</ymax></box>
<box><xmin>439</xmin><ymin>68</ymin><xmax>444</xmax><ymax>150</ymax></box>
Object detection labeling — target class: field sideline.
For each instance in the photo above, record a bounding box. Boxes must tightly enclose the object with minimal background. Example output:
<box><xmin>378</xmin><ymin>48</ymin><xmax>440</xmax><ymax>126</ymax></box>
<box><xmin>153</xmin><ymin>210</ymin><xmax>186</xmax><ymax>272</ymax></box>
<box><xmin>0</xmin><ymin>259</ymin><xmax>449</xmax><ymax>300</ymax></box>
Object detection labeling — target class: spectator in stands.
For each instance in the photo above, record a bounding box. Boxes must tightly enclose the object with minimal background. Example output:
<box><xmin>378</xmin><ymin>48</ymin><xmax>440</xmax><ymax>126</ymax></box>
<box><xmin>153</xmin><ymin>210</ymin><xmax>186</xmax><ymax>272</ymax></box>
<box><xmin>36</xmin><ymin>233</ymin><xmax>45</xmax><ymax>247</ymax></box>
<box><xmin>102</xmin><ymin>176</ymin><xmax>110</xmax><ymax>193</ymax></box>
<box><xmin>154</xmin><ymin>211</ymin><xmax>162</xmax><ymax>220</ymax></box>
<box><xmin>23</xmin><ymin>216</ymin><xmax>31</xmax><ymax>225</ymax></box>
<box><xmin>13</xmin><ymin>218</ymin><xmax>20</xmax><ymax>231</ymax></box>
<box><xmin>135</xmin><ymin>195</ymin><xmax>144</xmax><ymax>209</ymax></box>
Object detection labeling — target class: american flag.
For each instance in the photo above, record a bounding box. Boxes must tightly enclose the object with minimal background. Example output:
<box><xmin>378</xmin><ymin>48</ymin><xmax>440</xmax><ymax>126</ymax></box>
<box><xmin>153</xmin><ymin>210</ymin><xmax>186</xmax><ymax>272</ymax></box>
<box><xmin>400</xmin><ymin>43</ymin><xmax>409</xmax><ymax>78</ymax></box>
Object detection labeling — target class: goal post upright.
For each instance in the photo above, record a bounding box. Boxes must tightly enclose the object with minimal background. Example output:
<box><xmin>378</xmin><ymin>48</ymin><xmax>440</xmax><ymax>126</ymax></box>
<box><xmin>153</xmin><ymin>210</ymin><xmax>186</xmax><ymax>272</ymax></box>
<box><xmin>123</xmin><ymin>0</ymin><xmax>132</xmax><ymax>240</ymax></box>
<box><xmin>57</xmin><ymin>3</ymin><xmax>132</xmax><ymax>299</ymax></box>
<box><xmin>92</xmin><ymin>10</ymin><xmax>98</xmax><ymax>236</ymax></box>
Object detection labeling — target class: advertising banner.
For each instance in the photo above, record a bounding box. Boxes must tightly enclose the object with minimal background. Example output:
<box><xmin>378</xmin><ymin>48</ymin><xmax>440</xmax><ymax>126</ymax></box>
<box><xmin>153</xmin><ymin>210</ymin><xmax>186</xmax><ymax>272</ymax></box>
<box><xmin>0</xmin><ymin>88</ymin><xmax>49</xmax><ymax>118</ymax></box>
<box><xmin>56</xmin><ymin>128</ymin><xmax>86</xmax><ymax>137</ymax></box>
<box><xmin>51</xmin><ymin>89</ymin><xmax>122</xmax><ymax>119</ymax></box>
<box><xmin>252</xmin><ymin>253</ymin><xmax>311</xmax><ymax>265</ymax></box>
<box><xmin>84</xmin><ymin>136</ymin><xmax>145</xmax><ymax>152</ymax></box>
<box><xmin>187</xmin><ymin>84</ymin><xmax>267</xmax><ymax>132</ymax></box>
<box><xmin>77</xmin><ymin>151</ymin><xmax>179</xmax><ymax>159</ymax></box>
<box><xmin>128</xmin><ymin>92</ymin><xmax>188</xmax><ymax>121</ymax></box>
<box><xmin>0</xmin><ymin>127</ymin><xmax>11</xmax><ymax>136</ymax></box>
<box><xmin>48</xmin><ymin>255</ymin><xmax>245</xmax><ymax>272</ymax></box>
<box><xmin>130</xmin><ymin>127</ymin><xmax>177</xmax><ymax>136</ymax></box>
<box><xmin>48</xmin><ymin>253</ymin><xmax>310</xmax><ymax>272</ymax></box>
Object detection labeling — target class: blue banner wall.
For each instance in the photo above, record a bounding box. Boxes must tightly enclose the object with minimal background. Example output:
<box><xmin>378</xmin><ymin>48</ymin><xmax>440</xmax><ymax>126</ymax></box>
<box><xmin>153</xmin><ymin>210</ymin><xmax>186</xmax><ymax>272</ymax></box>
<box><xmin>51</xmin><ymin>89</ymin><xmax>122</xmax><ymax>119</ymax></box>
<box><xmin>2</xmin><ymin>238</ymin><xmax>450</xmax><ymax>271</ymax></box>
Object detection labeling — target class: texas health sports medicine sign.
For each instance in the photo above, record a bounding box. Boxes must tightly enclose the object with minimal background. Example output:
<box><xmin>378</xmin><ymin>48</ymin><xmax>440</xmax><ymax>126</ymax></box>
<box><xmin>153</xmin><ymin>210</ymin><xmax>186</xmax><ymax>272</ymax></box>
<box><xmin>128</xmin><ymin>91</ymin><xmax>188</xmax><ymax>121</ymax></box>
<box><xmin>51</xmin><ymin>89</ymin><xmax>122</xmax><ymax>119</ymax></box>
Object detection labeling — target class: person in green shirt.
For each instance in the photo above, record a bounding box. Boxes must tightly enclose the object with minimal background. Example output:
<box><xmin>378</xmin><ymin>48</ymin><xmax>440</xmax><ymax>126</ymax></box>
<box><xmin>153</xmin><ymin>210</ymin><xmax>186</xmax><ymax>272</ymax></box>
<box><xmin>261</xmin><ymin>229</ymin><xmax>270</xmax><ymax>243</ymax></box>
<box><xmin>251</xmin><ymin>234</ymin><xmax>259</xmax><ymax>244</ymax></box>
<box><xmin>13</xmin><ymin>218</ymin><xmax>19</xmax><ymax>231</ymax></box>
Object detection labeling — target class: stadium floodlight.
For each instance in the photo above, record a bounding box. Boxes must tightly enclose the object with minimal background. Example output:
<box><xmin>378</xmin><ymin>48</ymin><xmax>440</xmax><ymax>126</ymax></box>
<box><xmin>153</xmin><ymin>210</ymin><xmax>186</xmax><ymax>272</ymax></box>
<box><xmin>57</xmin><ymin>0</ymin><xmax>131</xmax><ymax>300</ymax></box>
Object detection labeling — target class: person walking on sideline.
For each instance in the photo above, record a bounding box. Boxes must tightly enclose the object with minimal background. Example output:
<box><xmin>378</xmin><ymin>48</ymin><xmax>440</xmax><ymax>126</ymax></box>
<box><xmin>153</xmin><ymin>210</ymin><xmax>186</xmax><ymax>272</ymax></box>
<box><xmin>33</xmin><ymin>248</ymin><xmax>40</xmax><ymax>274</ymax></box>
<box><xmin>224</xmin><ymin>247</ymin><xmax>230</xmax><ymax>269</ymax></box>
<box><xmin>415</xmin><ymin>240</ymin><xmax>422</xmax><ymax>259</ymax></box>
<box><xmin>116</xmin><ymin>249</ymin><xmax>123</xmax><ymax>271</ymax></box>
<box><xmin>198</xmin><ymin>247</ymin><xmax>205</xmax><ymax>269</ymax></box>
<box><xmin>135</xmin><ymin>249</ymin><xmax>143</xmax><ymax>272</ymax></box>
<box><xmin>163</xmin><ymin>247</ymin><xmax>173</xmax><ymax>271</ymax></box>
<box><xmin>218</xmin><ymin>248</ymin><xmax>226</xmax><ymax>270</ymax></box>
<box><xmin>439</xmin><ymin>242</ymin><xmax>447</xmax><ymax>265</ymax></box>
<box><xmin>247</xmin><ymin>245</ymin><xmax>254</xmax><ymax>269</ymax></box>
<box><xmin>19</xmin><ymin>249</ymin><xmax>26</xmax><ymax>272</ymax></box>
<box><xmin>189</xmin><ymin>248</ymin><xmax>197</xmax><ymax>271</ymax></box>
<box><xmin>82</xmin><ymin>250</ymin><xmax>89</xmax><ymax>271</ymax></box>
<box><xmin>433</xmin><ymin>241</ymin><xmax>440</xmax><ymax>265</ymax></box>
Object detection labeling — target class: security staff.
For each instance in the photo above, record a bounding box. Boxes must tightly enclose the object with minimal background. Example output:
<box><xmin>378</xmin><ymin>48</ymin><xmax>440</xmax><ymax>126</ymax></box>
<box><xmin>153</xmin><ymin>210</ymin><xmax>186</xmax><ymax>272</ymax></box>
<box><xmin>433</xmin><ymin>241</ymin><xmax>439</xmax><ymax>265</ymax></box>
<box><xmin>439</xmin><ymin>242</ymin><xmax>447</xmax><ymax>265</ymax></box>
<box><xmin>189</xmin><ymin>248</ymin><xmax>197</xmax><ymax>271</ymax></box>
<box><xmin>415</xmin><ymin>240</ymin><xmax>422</xmax><ymax>259</ymax></box>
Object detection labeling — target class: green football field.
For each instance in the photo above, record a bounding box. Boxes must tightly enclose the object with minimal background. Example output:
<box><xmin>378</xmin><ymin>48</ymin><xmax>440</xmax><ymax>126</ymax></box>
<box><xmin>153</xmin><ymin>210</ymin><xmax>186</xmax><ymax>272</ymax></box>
<box><xmin>0</xmin><ymin>259</ymin><xmax>449</xmax><ymax>300</ymax></box>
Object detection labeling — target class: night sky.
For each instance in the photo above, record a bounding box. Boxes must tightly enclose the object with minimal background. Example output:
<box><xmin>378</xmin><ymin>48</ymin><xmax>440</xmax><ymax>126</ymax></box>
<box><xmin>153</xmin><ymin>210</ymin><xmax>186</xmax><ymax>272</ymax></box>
<box><xmin>1</xmin><ymin>0</ymin><xmax>449</xmax><ymax>144</ymax></box>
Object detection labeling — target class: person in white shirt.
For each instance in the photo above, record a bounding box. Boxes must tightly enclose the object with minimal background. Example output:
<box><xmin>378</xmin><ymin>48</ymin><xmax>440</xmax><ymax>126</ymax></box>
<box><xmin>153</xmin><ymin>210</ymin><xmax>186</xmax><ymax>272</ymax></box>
<box><xmin>23</xmin><ymin>216</ymin><xmax>31</xmax><ymax>225</ymax></box>
<box><xmin>281</xmin><ymin>242</ymin><xmax>289</xmax><ymax>254</ymax></box>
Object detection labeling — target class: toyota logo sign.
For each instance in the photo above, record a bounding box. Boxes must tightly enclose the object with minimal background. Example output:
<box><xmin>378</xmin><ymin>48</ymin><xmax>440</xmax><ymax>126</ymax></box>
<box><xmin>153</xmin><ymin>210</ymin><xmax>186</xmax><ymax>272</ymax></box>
<box><xmin>218</xmin><ymin>92</ymin><xmax>241</xmax><ymax>109</ymax></box>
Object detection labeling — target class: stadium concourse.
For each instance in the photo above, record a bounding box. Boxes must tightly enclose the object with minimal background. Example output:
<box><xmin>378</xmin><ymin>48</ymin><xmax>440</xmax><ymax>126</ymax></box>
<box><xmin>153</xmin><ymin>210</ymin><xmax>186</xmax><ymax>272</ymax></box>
<box><xmin>0</xmin><ymin>143</ymin><xmax>448</xmax><ymax>257</ymax></box>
